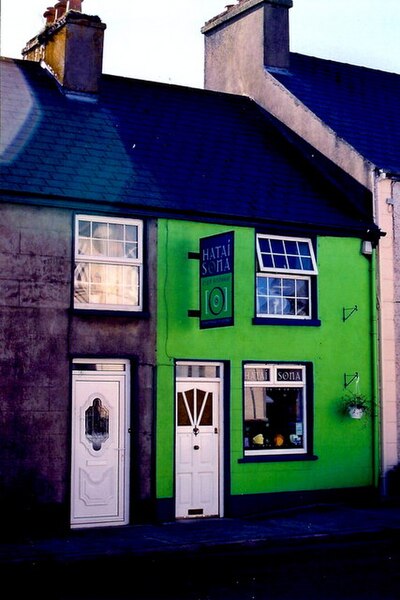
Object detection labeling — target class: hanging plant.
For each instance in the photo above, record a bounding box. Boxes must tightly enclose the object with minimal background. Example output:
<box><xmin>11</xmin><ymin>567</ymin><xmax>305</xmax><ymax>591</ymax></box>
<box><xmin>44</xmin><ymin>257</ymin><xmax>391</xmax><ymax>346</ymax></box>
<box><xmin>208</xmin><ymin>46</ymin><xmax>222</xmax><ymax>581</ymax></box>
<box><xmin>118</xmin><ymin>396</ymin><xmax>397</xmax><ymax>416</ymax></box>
<box><xmin>341</xmin><ymin>374</ymin><xmax>370</xmax><ymax>419</ymax></box>
<box><xmin>341</xmin><ymin>392</ymin><xmax>370</xmax><ymax>419</ymax></box>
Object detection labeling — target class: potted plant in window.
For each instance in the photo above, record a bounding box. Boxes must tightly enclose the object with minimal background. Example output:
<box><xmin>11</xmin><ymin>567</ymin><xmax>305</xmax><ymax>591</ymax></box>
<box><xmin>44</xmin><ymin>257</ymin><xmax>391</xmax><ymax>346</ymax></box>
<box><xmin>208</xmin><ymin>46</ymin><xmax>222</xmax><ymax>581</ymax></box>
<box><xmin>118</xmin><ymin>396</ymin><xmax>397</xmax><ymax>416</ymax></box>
<box><xmin>341</xmin><ymin>392</ymin><xmax>370</xmax><ymax>419</ymax></box>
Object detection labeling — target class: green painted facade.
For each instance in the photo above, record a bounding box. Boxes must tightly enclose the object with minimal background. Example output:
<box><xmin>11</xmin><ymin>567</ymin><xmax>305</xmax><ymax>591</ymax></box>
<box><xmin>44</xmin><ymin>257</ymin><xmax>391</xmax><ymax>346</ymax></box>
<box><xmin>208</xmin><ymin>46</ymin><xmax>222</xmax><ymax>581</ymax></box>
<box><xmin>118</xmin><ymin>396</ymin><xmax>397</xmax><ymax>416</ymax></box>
<box><xmin>156</xmin><ymin>218</ymin><xmax>378</xmax><ymax>510</ymax></box>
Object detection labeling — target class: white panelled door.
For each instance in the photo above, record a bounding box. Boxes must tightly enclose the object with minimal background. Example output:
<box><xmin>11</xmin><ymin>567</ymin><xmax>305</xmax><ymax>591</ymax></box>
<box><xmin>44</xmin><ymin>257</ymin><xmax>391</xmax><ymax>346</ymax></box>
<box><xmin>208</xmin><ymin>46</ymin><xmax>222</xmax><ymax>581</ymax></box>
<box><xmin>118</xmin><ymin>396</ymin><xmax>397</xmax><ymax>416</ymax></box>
<box><xmin>175</xmin><ymin>379</ymin><xmax>220</xmax><ymax>519</ymax></box>
<box><xmin>71</xmin><ymin>361</ymin><xmax>130</xmax><ymax>528</ymax></box>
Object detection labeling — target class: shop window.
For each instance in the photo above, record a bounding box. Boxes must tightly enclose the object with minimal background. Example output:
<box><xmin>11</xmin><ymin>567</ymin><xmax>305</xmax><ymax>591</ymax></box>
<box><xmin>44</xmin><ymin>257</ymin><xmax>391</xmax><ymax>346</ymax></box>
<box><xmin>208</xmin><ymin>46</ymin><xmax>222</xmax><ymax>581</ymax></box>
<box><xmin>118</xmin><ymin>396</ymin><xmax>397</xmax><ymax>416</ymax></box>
<box><xmin>74</xmin><ymin>215</ymin><xmax>143</xmax><ymax>311</ymax></box>
<box><xmin>243</xmin><ymin>363</ymin><xmax>312</xmax><ymax>458</ymax></box>
<box><xmin>255</xmin><ymin>234</ymin><xmax>318</xmax><ymax>321</ymax></box>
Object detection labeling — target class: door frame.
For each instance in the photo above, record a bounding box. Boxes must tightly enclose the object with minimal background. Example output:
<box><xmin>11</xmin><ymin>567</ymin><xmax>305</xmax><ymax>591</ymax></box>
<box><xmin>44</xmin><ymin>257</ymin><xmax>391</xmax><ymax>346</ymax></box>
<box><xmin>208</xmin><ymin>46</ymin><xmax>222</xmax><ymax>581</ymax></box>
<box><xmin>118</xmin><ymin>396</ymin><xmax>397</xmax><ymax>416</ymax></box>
<box><xmin>70</xmin><ymin>358</ymin><xmax>131</xmax><ymax>528</ymax></box>
<box><xmin>175</xmin><ymin>361</ymin><xmax>224</xmax><ymax>518</ymax></box>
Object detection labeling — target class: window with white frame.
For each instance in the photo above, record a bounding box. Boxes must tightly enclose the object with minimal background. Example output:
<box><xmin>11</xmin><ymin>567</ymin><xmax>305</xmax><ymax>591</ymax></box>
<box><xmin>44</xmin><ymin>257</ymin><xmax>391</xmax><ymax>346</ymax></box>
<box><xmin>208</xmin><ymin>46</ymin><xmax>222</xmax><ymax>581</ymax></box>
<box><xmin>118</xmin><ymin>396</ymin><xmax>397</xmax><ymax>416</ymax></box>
<box><xmin>74</xmin><ymin>215</ymin><xmax>143</xmax><ymax>311</ymax></box>
<box><xmin>243</xmin><ymin>363</ymin><xmax>309</xmax><ymax>456</ymax></box>
<box><xmin>256</xmin><ymin>234</ymin><xmax>318</xmax><ymax>320</ymax></box>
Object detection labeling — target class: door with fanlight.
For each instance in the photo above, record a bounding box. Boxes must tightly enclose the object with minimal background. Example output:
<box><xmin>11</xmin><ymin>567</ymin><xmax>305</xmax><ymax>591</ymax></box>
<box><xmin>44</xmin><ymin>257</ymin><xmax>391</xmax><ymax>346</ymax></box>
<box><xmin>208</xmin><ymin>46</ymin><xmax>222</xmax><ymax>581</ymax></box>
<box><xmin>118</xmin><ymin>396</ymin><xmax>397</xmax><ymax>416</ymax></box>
<box><xmin>71</xmin><ymin>360</ymin><xmax>130</xmax><ymax>528</ymax></box>
<box><xmin>175</xmin><ymin>369</ymin><xmax>222</xmax><ymax>519</ymax></box>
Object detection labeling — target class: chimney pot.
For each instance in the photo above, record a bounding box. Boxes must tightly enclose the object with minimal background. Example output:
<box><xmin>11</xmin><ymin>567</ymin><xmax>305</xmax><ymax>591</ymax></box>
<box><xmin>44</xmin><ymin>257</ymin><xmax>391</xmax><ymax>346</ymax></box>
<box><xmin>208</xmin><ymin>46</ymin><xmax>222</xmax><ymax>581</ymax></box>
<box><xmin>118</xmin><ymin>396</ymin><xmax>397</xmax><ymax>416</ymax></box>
<box><xmin>54</xmin><ymin>1</ymin><xmax>67</xmax><ymax>20</ymax></box>
<box><xmin>67</xmin><ymin>0</ymin><xmax>83</xmax><ymax>11</ymax></box>
<box><xmin>43</xmin><ymin>7</ymin><xmax>56</xmax><ymax>25</ymax></box>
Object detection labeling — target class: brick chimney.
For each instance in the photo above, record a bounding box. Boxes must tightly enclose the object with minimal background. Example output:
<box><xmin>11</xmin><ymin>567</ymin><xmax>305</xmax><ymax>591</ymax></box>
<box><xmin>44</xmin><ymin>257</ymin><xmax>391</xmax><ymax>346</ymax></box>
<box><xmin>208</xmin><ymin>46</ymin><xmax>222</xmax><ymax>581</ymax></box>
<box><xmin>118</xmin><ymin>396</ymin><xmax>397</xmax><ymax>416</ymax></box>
<box><xmin>22</xmin><ymin>0</ymin><xmax>106</xmax><ymax>96</ymax></box>
<box><xmin>202</xmin><ymin>0</ymin><xmax>292</xmax><ymax>92</ymax></box>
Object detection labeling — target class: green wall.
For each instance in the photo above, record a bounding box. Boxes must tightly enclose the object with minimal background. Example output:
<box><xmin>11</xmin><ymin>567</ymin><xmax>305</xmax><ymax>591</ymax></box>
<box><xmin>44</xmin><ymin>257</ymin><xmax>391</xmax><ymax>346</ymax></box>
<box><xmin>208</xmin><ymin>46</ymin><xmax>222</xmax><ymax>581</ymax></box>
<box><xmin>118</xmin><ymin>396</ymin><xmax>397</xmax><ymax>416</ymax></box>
<box><xmin>156</xmin><ymin>219</ymin><xmax>377</xmax><ymax>500</ymax></box>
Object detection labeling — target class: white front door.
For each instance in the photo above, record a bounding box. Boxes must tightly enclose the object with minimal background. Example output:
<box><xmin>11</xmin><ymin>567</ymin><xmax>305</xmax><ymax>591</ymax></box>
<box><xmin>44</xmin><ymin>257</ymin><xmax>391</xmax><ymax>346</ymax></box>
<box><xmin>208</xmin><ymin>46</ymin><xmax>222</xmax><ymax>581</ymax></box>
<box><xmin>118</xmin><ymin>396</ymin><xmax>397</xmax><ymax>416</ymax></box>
<box><xmin>70</xmin><ymin>360</ymin><xmax>130</xmax><ymax>528</ymax></box>
<box><xmin>175</xmin><ymin>377</ymin><xmax>221</xmax><ymax>519</ymax></box>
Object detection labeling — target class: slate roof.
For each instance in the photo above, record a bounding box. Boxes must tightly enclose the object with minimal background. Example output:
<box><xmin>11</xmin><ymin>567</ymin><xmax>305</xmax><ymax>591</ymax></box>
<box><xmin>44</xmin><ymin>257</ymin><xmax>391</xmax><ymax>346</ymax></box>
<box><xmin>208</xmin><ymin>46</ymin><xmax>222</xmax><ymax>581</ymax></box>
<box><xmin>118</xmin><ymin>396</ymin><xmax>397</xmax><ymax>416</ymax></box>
<box><xmin>273</xmin><ymin>53</ymin><xmax>400</xmax><ymax>174</ymax></box>
<box><xmin>0</xmin><ymin>57</ymin><xmax>376</xmax><ymax>235</ymax></box>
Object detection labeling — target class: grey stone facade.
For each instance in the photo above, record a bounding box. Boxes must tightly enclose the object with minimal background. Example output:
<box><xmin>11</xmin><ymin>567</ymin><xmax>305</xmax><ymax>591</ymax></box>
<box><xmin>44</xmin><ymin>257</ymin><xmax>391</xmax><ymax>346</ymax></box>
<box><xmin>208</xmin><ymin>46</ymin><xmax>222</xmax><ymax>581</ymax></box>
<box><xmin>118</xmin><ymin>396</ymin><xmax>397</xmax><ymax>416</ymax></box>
<box><xmin>0</xmin><ymin>203</ymin><xmax>156</xmax><ymax>530</ymax></box>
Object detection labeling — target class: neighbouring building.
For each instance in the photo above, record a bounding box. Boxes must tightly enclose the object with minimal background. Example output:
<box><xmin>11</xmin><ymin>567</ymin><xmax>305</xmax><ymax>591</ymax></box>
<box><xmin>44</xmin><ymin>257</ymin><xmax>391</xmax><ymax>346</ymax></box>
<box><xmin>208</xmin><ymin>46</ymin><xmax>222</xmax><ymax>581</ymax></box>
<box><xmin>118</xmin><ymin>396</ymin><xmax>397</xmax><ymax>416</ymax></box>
<box><xmin>0</xmin><ymin>0</ymin><xmax>385</xmax><ymax>532</ymax></box>
<box><xmin>202</xmin><ymin>0</ymin><xmax>400</xmax><ymax>496</ymax></box>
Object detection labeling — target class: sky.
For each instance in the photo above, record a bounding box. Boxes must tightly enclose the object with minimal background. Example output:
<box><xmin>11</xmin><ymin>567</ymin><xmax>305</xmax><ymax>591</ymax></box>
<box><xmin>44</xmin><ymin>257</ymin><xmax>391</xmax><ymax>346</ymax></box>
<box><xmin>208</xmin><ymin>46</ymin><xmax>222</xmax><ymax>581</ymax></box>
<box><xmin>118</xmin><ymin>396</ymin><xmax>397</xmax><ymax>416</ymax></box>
<box><xmin>1</xmin><ymin>0</ymin><xmax>399</xmax><ymax>88</ymax></box>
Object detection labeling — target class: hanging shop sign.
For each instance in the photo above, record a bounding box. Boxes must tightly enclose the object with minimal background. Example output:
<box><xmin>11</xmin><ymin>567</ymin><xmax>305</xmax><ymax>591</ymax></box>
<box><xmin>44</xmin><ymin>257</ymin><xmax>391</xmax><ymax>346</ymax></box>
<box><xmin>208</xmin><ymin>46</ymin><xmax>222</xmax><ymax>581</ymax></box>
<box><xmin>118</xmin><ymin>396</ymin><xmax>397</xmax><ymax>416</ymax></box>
<box><xmin>200</xmin><ymin>231</ymin><xmax>234</xmax><ymax>329</ymax></box>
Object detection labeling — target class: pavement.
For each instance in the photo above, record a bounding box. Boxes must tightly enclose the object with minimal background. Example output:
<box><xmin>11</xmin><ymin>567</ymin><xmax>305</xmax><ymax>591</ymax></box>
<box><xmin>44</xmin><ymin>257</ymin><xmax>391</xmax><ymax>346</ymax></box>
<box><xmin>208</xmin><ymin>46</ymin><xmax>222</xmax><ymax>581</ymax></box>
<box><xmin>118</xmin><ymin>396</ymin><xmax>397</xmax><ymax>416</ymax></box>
<box><xmin>1</xmin><ymin>500</ymin><xmax>400</xmax><ymax>572</ymax></box>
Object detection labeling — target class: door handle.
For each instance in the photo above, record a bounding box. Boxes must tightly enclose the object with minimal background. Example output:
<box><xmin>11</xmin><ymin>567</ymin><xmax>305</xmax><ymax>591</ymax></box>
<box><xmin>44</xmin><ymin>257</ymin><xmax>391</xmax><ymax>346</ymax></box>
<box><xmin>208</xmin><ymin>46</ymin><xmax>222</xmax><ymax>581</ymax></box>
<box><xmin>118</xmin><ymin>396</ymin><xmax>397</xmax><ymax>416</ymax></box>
<box><xmin>193</xmin><ymin>445</ymin><xmax>200</xmax><ymax>450</ymax></box>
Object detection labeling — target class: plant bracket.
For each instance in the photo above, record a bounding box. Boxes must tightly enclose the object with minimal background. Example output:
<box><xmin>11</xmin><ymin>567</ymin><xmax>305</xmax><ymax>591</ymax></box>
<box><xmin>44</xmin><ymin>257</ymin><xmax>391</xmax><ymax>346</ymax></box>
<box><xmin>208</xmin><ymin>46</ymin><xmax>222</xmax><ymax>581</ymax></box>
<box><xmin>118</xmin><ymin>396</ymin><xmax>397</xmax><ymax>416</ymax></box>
<box><xmin>344</xmin><ymin>372</ymin><xmax>359</xmax><ymax>388</ymax></box>
<box><xmin>343</xmin><ymin>305</ymin><xmax>358</xmax><ymax>321</ymax></box>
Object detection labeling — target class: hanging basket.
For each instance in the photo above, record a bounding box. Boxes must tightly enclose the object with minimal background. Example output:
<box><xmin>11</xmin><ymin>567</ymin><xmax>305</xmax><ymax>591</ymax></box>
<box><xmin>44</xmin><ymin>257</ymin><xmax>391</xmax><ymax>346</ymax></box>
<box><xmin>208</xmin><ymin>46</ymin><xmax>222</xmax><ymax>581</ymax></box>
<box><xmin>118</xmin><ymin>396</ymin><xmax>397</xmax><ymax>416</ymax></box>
<box><xmin>347</xmin><ymin>406</ymin><xmax>365</xmax><ymax>419</ymax></box>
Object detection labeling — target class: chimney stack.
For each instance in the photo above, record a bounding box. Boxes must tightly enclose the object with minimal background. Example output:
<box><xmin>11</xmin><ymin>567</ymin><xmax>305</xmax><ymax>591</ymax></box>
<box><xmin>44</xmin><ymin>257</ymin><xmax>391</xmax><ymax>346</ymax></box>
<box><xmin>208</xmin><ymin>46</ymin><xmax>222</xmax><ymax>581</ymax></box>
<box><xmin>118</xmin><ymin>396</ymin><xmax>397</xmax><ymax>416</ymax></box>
<box><xmin>202</xmin><ymin>0</ymin><xmax>292</xmax><ymax>92</ymax></box>
<box><xmin>43</xmin><ymin>7</ymin><xmax>56</xmax><ymax>26</ymax></box>
<box><xmin>67</xmin><ymin>0</ymin><xmax>83</xmax><ymax>11</ymax></box>
<box><xmin>54</xmin><ymin>1</ymin><xmax>67</xmax><ymax>20</ymax></box>
<box><xmin>22</xmin><ymin>0</ymin><xmax>106</xmax><ymax>97</ymax></box>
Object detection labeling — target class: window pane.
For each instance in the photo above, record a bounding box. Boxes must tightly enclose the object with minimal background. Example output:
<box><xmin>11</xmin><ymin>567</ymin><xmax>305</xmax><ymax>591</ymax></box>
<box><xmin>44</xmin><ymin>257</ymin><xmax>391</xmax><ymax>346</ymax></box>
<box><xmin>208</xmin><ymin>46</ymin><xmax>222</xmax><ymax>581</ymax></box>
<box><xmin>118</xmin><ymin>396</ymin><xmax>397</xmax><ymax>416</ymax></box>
<box><xmin>176</xmin><ymin>365</ymin><xmax>220</xmax><ymax>378</ymax></box>
<box><xmin>177</xmin><ymin>391</ymin><xmax>193</xmax><ymax>426</ymax></box>
<box><xmin>274</xmin><ymin>254</ymin><xmax>287</xmax><ymax>269</ymax></box>
<box><xmin>296</xmin><ymin>279</ymin><xmax>309</xmax><ymax>297</ymax></box>
<box><xmin>79</xmin><ymin>221</ymin><xmax>91</xmax><ymax>238</ymax></box>
<box><xmin>301</xmin><ymin>257</ymin><xmax>313</xmax><ymax>271</ymax></box>
<box><xmin>256</xmin><ymin>276</ymin><xmax>311</xmax><ymax>319</ymax></box>
<box><xmin>198</xmin><ymin>390</ymin><xmax>213</xmax><ymax>426</ymax></box>
<box><xmin>257</xmin><ymin>235</ymin><xmax>317</xmax><ymax>274</ymax></box>
<box><xmin>298</xmin><ymin>242</ymin><xmax>311</xmax><ymax>256</ymax></box>
<box><xmin>126</xmin><ymin>225</ymin><xmax>138</xmax><ymax>243</ymax></box>
<box><xmin>85</xmin><ymin>398</ymin><xmax>109</xmax><ymax>452</ymax></box>
<box><xmin>287</xmin><ymin>255</ymin><xmax>302</xmax><ymax>270</ymax></box>
<box><xmin>125</xmin><ymin>242</ymin><xmax>138</xmax><ymax>259</ymax></box>
<box><xmin>93</xmin><ymin>222</ymin><xmax>108</xmax><ymax>238</ymax></box>
<box><xmin>244</xmin><ymin>367</ymin><xmax>270</xmax><ymax>382</ymax></box>
<box><xmin>270</xmin><ymin>239</ymin><xmax>284</xmax><ymax>253</ymax></box>
<box><xmin>109</xmin><ymin>223</ymin><xmax>124</xmax><ymax>240</ymax></box>
<box><xmin>285</xmin><ymin>240</ymin><xmax>298</xmax><ymax>254</ymax></box>
<box><xmin>244</xmin><ymin>386</ymin><xmax>305</xmax><ymax>451</ymax></box>
<box><xmin>74</xmin><ymin>263</ymin><xmax>140</xmax><ymax>307</ymax></box>
<box><xmin>296</xmin><ymin>298</ymin><xmax>309</xmax><ymax>316</ymax></box>
<box><xmin>75</xmin><ymin>216</ymin><xmax>143</xmax><ymax>311</ymax></box>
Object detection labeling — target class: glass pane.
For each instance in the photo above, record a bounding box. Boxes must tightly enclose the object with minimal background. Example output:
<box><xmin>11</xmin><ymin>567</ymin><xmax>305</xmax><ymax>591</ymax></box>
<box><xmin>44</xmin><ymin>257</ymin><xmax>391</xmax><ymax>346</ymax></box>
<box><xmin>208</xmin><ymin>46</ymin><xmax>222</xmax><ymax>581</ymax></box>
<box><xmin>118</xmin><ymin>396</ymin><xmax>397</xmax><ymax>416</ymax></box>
<box><xmin>109</xmin><ymin>241</ymin><xmax>124</xmax><ymax>258</ymax></box>
<box><xmin>298</xmin><ymin>242</ymin><xmax>311</xmax><ymax>257</ymax></box>
<box><xmin>301</xmin><ymin>257</ymin><xmax>313</xmax><ymax>271</ymax></box>
<box><xmin>273</xmin><ymin>254</ymin><xmax>287</xmax><ymax>269</ymax></box>
<box><xmin>78</xmin><ymin>220</ymin><xmax>91</xmax><ymax>237</ymax></box>
<box><xmin>244</xmin><ymin>367</ymin><xmax>270</xmax><ymax>382</ymax></box>
<box><xmin>285</xmin><ymin>240</ymin><xmax>298</xmax><ymax>254</ymax></box>
<box><xmin>257</xmin><ymin>236</ymin><xmax>316</xmax><ymax>274</ymax></box>
<box><xmin>109</xmin><ymin>223</ymin><xmax>124</xmax><ymax>241</ymax></box>
<box><xmin>199</xmin><ymin>393</ymin><xmax>212</xmax><ymax>425</ymax></box>
<box><xmin>177</xmin><ymin>391</ymin><xmax>192</xmax><ymax>426</ymax></box>
<box><xmin>244</xmin><ymin>386</ymin><xmax>305</xmax><ymax>451</ymax></box>
<box><xmin>296</xmin><ymin>298</ymin><xmax>309</xmax><ymax>316</ymax></box>
<box><xmin>78</xmin><ymin>238</ymin><xmax>91</xmax><ymax>255</ymax></box>
<box><xmin>74</xmin><ymin>363</ymin><xmax>126</xmax><ymax>371</ymax></box>
<box><xmin>296</xmin><ymin>279</ymin><xmax>309</xmax><ymax>296</ymax></box>
<box><xmin>93</xmin><ymin>222</ymin><xmax>108</xmax><ymax>239</ymax></box>
<box><xmin>176</xmin><ymin>365</ymin><xmax>220</xmax><ymax>378</ymax></box>
<box><xmin>257</xmin><ymin>275</ymin><xmax>310</xmax><ymax>318</ymax></box>
<box><xmin>258</xmin><ymin>238</ymin><xmax>271</xmax><ymax>253</ymax></box>
<box><xmin>75</xmin><ymin>264</ymin><xmax>139</xmax><ymax>307</ymax></box>
<box><xmin>74</xmin><ymin>263</ymin><xmax>89</xmax><ymax>304</ymax></box>
<box><xmin>287</xmin><ymin>256</ymin><xmax>302</xmax><ymax>270</ymax></box>
<box><xmin>126</xmin><ymin>225</ymin><xmax>138</xmax><ymax>243</ymax></box>
<box><xmin>85</xmin><ymin>398</ymin><xmax>109</xmax><ymax>451</ymax></box>
<box><xmin>270</xmin><ymin>239</ymin><xmax>284</xmax><ymax>253</ymax></box>
<box><xmin>125</xmin><ymin>242</ymin><xmax>138</xmax><ymax>259</ymax></box>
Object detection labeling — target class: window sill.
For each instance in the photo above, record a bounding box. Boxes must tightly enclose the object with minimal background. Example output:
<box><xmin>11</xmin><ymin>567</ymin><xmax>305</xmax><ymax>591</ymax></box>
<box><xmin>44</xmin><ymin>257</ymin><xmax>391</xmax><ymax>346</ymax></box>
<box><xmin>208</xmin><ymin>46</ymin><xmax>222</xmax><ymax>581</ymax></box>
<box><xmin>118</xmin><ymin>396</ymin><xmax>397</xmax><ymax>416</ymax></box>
<box><xmin>72</xmin><ymin>308</ymin><xmax>150</xmax><ymax>319</ymax></box>
<box><xmin>238</xmin><ymin>454</ymin><xmax>318</xmax><ymax>463</ymax></box>
<box><xmin>252</xmin><ymin>317</ymin><xmax>321</xmax><ymax>327</ymax></box>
